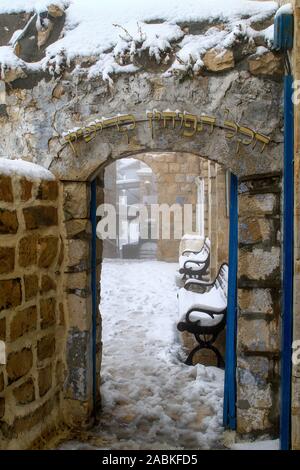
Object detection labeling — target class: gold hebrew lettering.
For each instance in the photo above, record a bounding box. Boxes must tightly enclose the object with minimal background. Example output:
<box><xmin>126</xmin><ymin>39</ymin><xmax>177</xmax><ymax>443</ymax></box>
<box><xmin>161</xmin><ymin>111</ymin><xmax>177</xmax><ymax>129</ymax></box>
<box><xmin>178</xmin><ymin>113</ymin><xmax>198</xmax><ymax>138</ymax></box>
<box><xmin>117</xmin><ymin>114</ymin><xmax>136</xmax><ymax>133</ymax></box>
<box><xmin>238</xmin><ymin>126</ymin><xmax>255</xmax><ymax>146</ymax></box>
<box><xmin>224</xmin><ymin>120</ymin><xmax>238</xmax><ymax>140</ymax></box>
<box><xmin>253</xmin><ymin>133</ymin><xmax>271</xmax><ymax>153</ymax></box>
<box><xmin>95</xmin><ymin>120</ymin><xmax>103</xmax><ymax>132</ymax></box>
<box><xmin>102</xmin><ymin>117</ymin><xmax>119</xmax><ymax>129</ymax></box>
<box><xmin>84</xmin><ymin>124</ymin><xmax>97</xmax><ymax>143</ymax></box>
<box><xmin>147</xmin><ymin>110</ymin><xmax>162</xmax><ymax>138</ymax></box>
<box><xmin>200</xmin><ymin>116</ymin><xmax>216</xmax><ymax>134</ymax></box>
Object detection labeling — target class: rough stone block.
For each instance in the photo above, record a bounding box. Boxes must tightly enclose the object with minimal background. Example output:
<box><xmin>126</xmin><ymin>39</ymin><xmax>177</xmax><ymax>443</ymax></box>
<box><xmin>40</xmin><ymin>298</ymin><xmax>56</xmax><ymax>329</ymax></box>
<box><xmin>238</xmin><ymin>383</ymin><xmax>272</xmax><ymax>410</ymax></box>
<box><xmin>248</xmin><ymin>51</ymin><xmax>283</xmax><ymax>76</ymax></box>
<box><xmin>239</xmin><ymin>194</ymin><xmax>277</xmax><ymax>216</ymax></box>
<box><xmin>19</xmin><ymin>235</ymin><xmax>38</xmax><ymax>267</ymax></box>
<box><xmin>65</xmin><ymin>239</ymin><xmax>89</xmax><ymax>270</ymax></box>
<box><xmin>66</xmin><ymin>329</ymin><xmax>91</xmax><ymax>401</ymax></box>
<box><xmin>239</xmin><ymin>247</ymin><xmax>280</xmax><ymax>281</ymax></box>
<box><xmin>65</xmin><ymin>219</ymin><xmax>91</xmax><ymax>239</ymax></box>
<box><xmin>7</xmin><ymin>348</ymin><xmax>33</xmax><ymax>384</ymax></box>
<box><xmin>38</xmin><ymin>364</ymin><xmax>52</xmax><ymax>397</ymax></box>
<box><xmin>41</xmin><ymin>275</ymin><xmax>56</xmax><ymax>293</ymax></box>
<box><xmin>38</xmin><ymin>236</ymin><xmax>59</xmax><ymax>268</ymax></box>
<box><xmin>48</xmin><ymin>4</ymin><xmax>65</xmax><ymax>17</ymax></box>
<box><xmin>238</xmin><ymin>317</ymin><xmax>279</xmax><ymax>353</ymax></box>
<box><xmin>13</xmin><ymin>378</ymin><xmax>35</xmax><ymax>405</ymax></box>
<box><xmin>237</xmin><ymin>408</ymin><xmax>271</xmax><ymax>434</ymax></box>
<box><xmin>203</xmin><ymin>49</ymin><xmax>234</xmax><ymax>72</ymax></box>
<box><xmin>10</xmin><ymin>306</ymin><xmax>37</xmax><ymax>341</ymax></box>
<box><xmin>0</xmin><ymin>278</ymin><xmax>22</xmax><ymax>311</ymax></box>
<box><xmin>37</xmin><ymin>334</ymin><xmax>55</xmax><ymax>361</ymax></box>
<box><xmin>0</xmin><ymin>372</ymin><xmax>4</xmax><ymax>392</ymax></box>
<box><xmin>238</xmin><ymin>288</ymin><xmax>273</xmax><ymax>315</ymax></box>
<box><xmin>239</xmin><ymin>217</ymin><xmax>273</xmax><ymax>245</ymax></box>
<box><xmin>24</xmin><ymin>274</ymin><xmax>39</xmax><ymax>301</ymax></box>
<box><xmin>67</xmin><ymin>294</ymin><xmax>92</xmax><ymax>330</ymax></box>
<box><xmin>237</xmin><ymin>356</ymin><xmax>270</xmax><ymax>387</ymax></box>
<box><xmin>4</xmin><ymin>394</ymin><xmax>58</xmax><ymax>437</ymax></box>
<box><xmin>23</xmin><ymin>206</ymin><xmax>58</xmax><ymax>230</ymax></box>
<box><xmin>63</xmin><ymin>183</ymin><xmax>89</xmax><ymax>220</ymax></box>
<box><xmin>0</xmin><ymin>317</ymin><xmax>5</xmax><ymax>341</ymax></box>
<box><xmin>20</xmin><ymin>178</ymin><xmax>33</xmax><ymax>202</ymax></box>
<box><xmin>0</xmin><ymin>209</ymin><xmax>18</xmax><ymax>234</ymax></box>
<box><xmin>0</xmin><ymin>397</ymin><xmax>4</xmax><ymax>419</ymax></box>
<box><xmin>66</xmin><ymin>271</ymin><xmax>90</xmax><ymax>291</ymax></box>
<box><xmin>37</xmin><ymin>181</ymin><xmax>58</xmax><ymax>201</ymax></box>
<box><xmin>0</xmin><ymin>175</ymin><xmax>13</xmax><ymax>202</ymax></box>
<box><xmin>0</xmin><ymin>247</ymin><xmax>15</xmax><ymax>274</ymax></box>
<box><xmin>292</xmin><ymin>409</ymin><xmax>300</xmax><ymax>450</ymax></box>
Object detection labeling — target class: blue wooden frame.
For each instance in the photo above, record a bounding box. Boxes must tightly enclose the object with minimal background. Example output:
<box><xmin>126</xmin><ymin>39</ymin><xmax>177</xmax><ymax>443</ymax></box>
<box><xmin>280</xmin><ymin>74</ymin><xmax>294</xmax><ymax>450</ymax></box>
<box><xmin>223</xmin><ymin>173</ymin><xmax>238</xmax><ymax>429</ymax></box>
<box><xmin>90</xmin><ymin>179</ymin><xmax>98</xmax><ymax>415</ymax></box>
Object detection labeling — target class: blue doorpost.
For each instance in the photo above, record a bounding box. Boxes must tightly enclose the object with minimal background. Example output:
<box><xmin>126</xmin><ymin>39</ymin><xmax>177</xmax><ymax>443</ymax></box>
<box><xmin>223</xmin><ymin>173</ymin><xmax>238</xmax><ymax>430</ymax></box>
<box><xmin>280</xmin><ymin>74</ymin><xmax>294</xmax><ymax>450</ymax></box>
<box><xmin>90</xmin><ymin>179</ymin><xmax>98</xmax><ymax>415</ymax></box>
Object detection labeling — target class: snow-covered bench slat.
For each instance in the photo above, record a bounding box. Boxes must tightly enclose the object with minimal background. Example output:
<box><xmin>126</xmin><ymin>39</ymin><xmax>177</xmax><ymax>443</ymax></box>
<box><xmin>177</xmin><ymin>263</ymin><xmax>228</xmax><ymax>367</ymax></box>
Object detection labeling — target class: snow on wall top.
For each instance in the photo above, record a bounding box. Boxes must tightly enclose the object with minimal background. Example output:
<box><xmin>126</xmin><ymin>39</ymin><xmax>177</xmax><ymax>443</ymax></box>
<box><xmin>0</xmin><ymin>0</ymin><xmax>279</xmax><ymax>84</ymax></box>
<box><xmin>0</xmin><ymin>158</ymin><xmax>56</xmax><ymax>181</ymax></box>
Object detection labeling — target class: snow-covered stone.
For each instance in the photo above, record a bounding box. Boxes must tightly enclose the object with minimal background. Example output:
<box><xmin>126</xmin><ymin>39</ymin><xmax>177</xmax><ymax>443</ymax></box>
<box><xmin>203</xmin><ymin>49</ymin><xmax>234</xmax><ymax>72</ymax></box>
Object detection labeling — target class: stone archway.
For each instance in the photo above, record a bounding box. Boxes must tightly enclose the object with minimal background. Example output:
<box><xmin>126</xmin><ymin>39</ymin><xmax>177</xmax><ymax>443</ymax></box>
<box><xmin>57</xmin><ymin>114</ymin><xmax>282</xmax><ymax>437</ymax></box>
<box><xmin>0</xmin><ymin>0</ymin><xmax>287</xmax><ymax>449</ymax></box>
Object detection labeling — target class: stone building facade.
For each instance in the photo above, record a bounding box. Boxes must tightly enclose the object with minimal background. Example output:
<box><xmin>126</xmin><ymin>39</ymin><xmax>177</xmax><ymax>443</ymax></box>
<box><xmin>0</xmin><ymin>1</ymin><xmax>291</xmax><ymax>449</ymax></box>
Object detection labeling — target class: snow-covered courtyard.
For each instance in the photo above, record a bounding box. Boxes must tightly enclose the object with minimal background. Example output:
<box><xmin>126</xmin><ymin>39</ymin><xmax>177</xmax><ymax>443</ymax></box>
<box><xmin>61</xmin><ymin>259</ymin><xmax>224</xmax><ymax>450</ymax></box>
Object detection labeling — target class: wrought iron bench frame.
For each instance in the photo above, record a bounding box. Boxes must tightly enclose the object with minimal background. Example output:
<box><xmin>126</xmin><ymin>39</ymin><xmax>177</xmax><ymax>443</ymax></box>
<box><xmin>177</xmin><ymin>263</ymin><xmax>228</xmax><ymax>368</ymax></box>
<box><xmin>179</xmin><ymin>238</ymin><xmax>210</xmax><ymax>280</ymax></box>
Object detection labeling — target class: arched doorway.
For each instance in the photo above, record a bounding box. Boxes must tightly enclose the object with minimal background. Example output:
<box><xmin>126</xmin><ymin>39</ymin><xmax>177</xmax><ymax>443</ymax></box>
<box><xmin>87</xmin><ymin>152</ymin><xmax>234</xmax><ymax>449</ymax></box>
<box><xmin>56</xmin><ymin>110</ymin><xmax>282</xmax><ymax>443</ymax></box>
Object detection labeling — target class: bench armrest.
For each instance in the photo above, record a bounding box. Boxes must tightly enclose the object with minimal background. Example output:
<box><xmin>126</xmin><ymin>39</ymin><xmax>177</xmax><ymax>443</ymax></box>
<box><xmin>185</xmin><ymin>307</ymin><xmax>226</xmax><ymax>324</ymax></box>
<box><xmin>183</xmin><ymin>259</ymin><xmax>206</xmax><ymax>270</ymax></box>
<box><xmin>182</xmin><ymin>249</ymin><xmax>203</xmax><ymax>256</ymax></box>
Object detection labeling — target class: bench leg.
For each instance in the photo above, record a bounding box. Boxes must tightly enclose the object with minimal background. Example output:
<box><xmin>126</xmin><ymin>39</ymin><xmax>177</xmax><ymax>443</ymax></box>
<box><xmin>184</xmin><ymin>336</ymin><xmax>225</xmax><ymax>368</ymax></box>
<box><xmin>185</xmin><ymin>344</ymin><xmax>204</xmax><ymax>366</ymax></box>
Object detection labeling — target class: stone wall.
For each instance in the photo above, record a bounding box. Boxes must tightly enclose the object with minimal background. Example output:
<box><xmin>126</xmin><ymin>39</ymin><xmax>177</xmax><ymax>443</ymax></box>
<box><xmin>0</xmin><ymin>3</ymin><xmax>286</xmax><ymax>448</ymax></box>
<box><xmin>139</xmin><ymin>153</ymin><xmax>202</xmax><ymax>262</ymax></box>
<box><xmin>61</xmin><ymin>179</ymin><xmax>101</xmax><ymax>426</ymax></box>
<box><xmin>237</xmin><ymin>173</ymin><xmax>281</xmax><ymax>437</ymax></box>
<box><xmin>0</xmin><ymin>163</ymin><xmax>65</xmax><ymax>449</ymax></box>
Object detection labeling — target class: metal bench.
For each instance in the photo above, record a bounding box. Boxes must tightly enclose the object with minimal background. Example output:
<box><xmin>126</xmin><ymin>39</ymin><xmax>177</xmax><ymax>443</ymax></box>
<box><xmin>177</xmin><ymin>263</ymin><xmax>228</xmax><ymax>367</ymax></box>
<box><xmin>178</xmin><ymin>237</ymin><xmax>210</xmax><ymax>280</ymax></box>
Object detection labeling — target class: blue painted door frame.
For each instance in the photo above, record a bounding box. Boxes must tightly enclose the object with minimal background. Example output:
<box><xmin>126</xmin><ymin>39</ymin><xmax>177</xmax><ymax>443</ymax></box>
<box><xmin>280</xmin><ymin>74</ymin><xmax>294</xmax><ymax>450</ymax></box>
<box><xmin>223</xmin><ymin>173</ymin><xmax>238</xmax><ymax>430</ymax></box>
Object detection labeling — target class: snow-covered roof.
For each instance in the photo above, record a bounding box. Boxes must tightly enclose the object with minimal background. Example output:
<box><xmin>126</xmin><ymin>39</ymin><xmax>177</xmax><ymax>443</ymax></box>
<box><xmin>0</xmin><ymin>1</ymin><xmax>280</xmax><ymax>84</ymax></box>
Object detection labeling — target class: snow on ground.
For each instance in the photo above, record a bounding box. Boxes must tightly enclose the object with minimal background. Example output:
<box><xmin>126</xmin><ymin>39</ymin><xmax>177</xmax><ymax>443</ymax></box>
<box><xmin>60</xmin><ymin>259</ymin><xmax>224</xmax><ymax>450</ymax></box>
<box><xmin>0</xmin><ymin>158</ymin><xmax>55</xmax><ymax>180</ymax></box>
<box><xmin>0</xmin><ymin>1</ymin><xmax>278</xmax><ymax>83</ymax></box>
<box><xmin>231</xmin><ymin>439</ymin><xmax>279</xmax><ymax>450</ymax></box>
